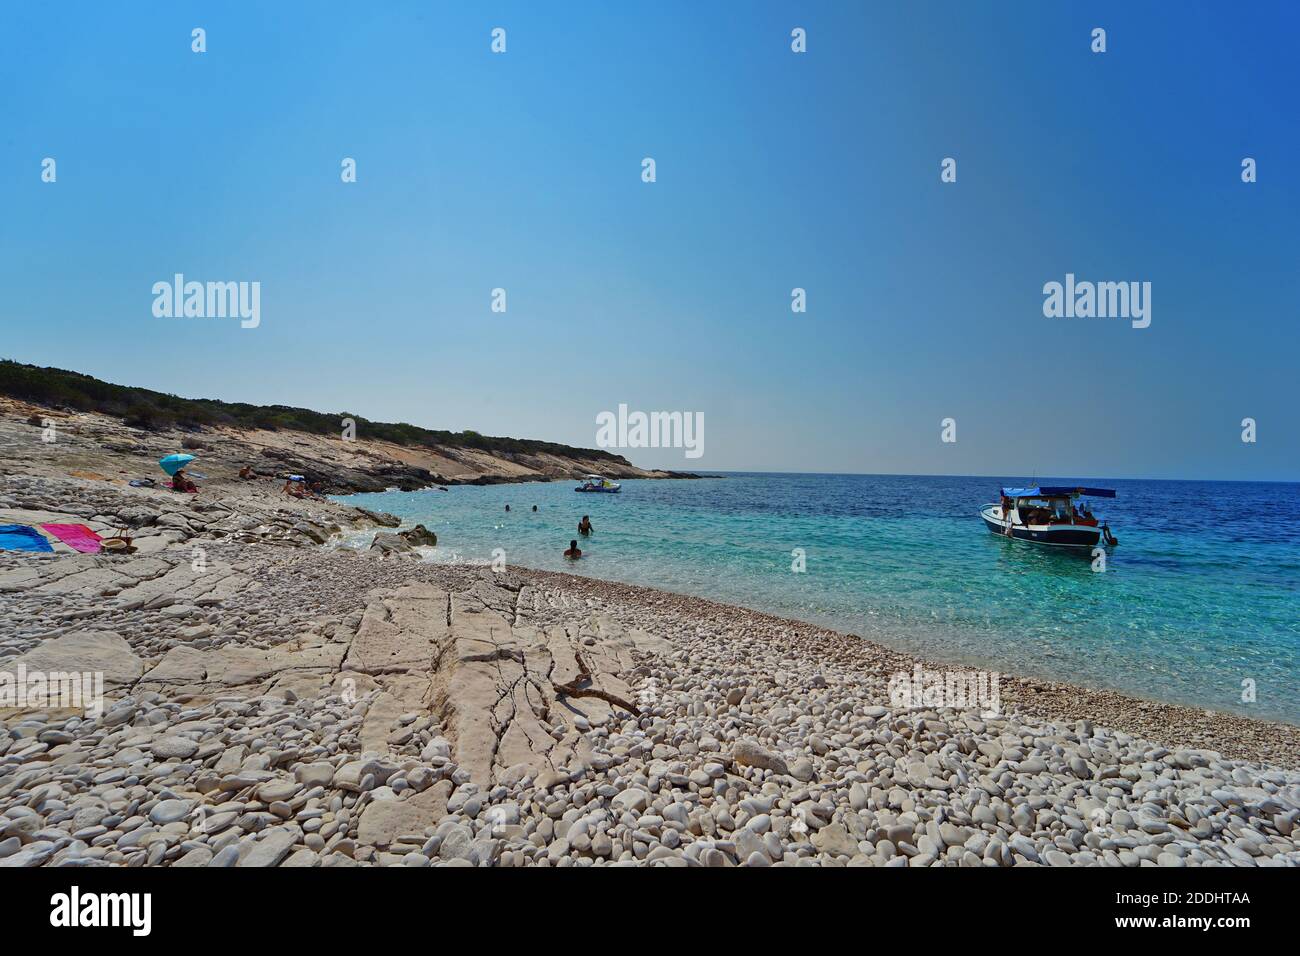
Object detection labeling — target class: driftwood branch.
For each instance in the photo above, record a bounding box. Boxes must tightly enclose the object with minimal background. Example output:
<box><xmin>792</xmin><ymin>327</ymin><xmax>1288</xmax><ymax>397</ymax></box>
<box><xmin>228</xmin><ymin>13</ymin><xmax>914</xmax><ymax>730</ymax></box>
<box><xmin>573</xmin><ymin>650</ymin><xmax>593</xmax><ymax>678</ymax></box>
<box><xmin>553</xmin><ymin>679</ymin><xmax>640</xmax><ymax>716</ymax></box>
<box><xmin>553</xmin><ymin>648</ymin><xmax>640</xmax><ymax>715</ymax></box>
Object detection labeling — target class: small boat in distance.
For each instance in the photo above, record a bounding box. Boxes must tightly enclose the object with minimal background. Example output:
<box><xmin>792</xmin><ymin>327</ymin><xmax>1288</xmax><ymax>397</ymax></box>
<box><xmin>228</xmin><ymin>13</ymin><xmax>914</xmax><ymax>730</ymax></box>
<box><xmin>980</xmin><ymin>486</ymin><xmax>1118</xmax><ymax>549</ymax></box>
<box><xmin>575</xmin><ymin>474</ymin><xmax>621</xmax><ymax>493</ymax></box>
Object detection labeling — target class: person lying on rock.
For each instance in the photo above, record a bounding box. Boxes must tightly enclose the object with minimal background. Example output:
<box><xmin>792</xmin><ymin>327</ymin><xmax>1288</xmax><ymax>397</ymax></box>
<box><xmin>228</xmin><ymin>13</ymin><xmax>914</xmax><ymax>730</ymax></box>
<box><xmin>283</xmin><ymin>478</ymin><xmax>308</xmax><ymax>499</ymax></box>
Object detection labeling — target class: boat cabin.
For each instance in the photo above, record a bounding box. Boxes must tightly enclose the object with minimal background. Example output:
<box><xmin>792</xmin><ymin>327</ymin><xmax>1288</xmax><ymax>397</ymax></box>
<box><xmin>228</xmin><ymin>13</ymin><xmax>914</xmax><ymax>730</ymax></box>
<box><xmin>1001</xmin><ymin>494</ymin><xmax>1097</xmax><ymax>526</ymax></box>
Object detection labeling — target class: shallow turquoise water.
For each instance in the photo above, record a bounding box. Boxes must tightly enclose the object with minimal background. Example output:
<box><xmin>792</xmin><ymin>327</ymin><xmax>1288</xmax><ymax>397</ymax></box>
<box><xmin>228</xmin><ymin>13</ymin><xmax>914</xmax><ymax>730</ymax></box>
<box><xmin>336</xmin><ymin>473</ymin><xmax>1300</xmax><ymax>724</ymax></box>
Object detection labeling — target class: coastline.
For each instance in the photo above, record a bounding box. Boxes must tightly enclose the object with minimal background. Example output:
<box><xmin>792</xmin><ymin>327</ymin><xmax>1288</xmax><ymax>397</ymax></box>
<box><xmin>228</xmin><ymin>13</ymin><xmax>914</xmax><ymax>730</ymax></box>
<box><xmin>336</xmin><ymin>475</ymin><xmax>1300</xmax><ymax>731</ymax></box>
<box><xmin>2</xmin><ymin>412</ymin><xmax>1299</xmax><ymax>866</ymax></box>
<box><xmin>502</xmin><ymin>566</ymin><xmax>1300</xmax><ymax>768</ymax></box>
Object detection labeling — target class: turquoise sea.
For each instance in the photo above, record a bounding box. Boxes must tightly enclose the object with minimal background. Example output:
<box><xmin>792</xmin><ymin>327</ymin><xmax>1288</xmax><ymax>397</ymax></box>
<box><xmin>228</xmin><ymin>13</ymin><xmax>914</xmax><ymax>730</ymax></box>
<box><xmin>336</xmin><ymin>474</ymin><xmax>1300</xmax><ymax>724</ymax></box>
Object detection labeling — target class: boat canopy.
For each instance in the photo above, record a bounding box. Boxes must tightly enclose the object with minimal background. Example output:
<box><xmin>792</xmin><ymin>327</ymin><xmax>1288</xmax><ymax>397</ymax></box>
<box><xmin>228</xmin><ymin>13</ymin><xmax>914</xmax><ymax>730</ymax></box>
<box><xmin>1001</xmin><ymin>486</ymin><xmax>1116</xmax><ymax>499</ymax></box>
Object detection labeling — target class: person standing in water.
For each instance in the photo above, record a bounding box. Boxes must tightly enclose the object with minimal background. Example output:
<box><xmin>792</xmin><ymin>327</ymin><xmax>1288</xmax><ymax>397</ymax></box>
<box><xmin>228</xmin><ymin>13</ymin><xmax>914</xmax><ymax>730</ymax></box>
<box><xmin>564</xmin><ymin>539</ymin><xmax>582</xmax><ymax>559</ymax></box>
<box><xmin>578</xmin><ymin>516</ymin><xmax>593</xmax><ymax>536</ymax></box>
<box><xmin>505</xmin><ymin>504</ymin><xmax>510</xmax><ymax>512</ymax></box>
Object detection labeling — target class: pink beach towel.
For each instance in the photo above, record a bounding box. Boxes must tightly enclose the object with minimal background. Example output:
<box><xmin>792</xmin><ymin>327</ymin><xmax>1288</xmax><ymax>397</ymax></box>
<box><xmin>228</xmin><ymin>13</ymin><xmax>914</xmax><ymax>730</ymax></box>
<box><xmin>40</xmin><ymin>523</ymin><xmax>103</xmax><ymax>554</ymax></box>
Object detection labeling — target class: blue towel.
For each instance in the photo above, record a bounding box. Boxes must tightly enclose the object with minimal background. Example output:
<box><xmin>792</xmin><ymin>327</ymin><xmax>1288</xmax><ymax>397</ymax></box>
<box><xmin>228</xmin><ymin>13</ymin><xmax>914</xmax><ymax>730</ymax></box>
<box><xmin>0</xmin><ymin>524</ymin><xmax>55</xmax><ymax>552</ymax></box>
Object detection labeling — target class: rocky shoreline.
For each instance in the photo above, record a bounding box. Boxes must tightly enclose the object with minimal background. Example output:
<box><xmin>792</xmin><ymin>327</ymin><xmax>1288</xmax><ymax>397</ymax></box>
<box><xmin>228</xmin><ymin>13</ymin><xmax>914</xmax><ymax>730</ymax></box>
<box><xmin>0</xmin><ymin>397</ymin><xmax>695</xmax><ymax>495</ymax></box>
<box><xmin>2</xmin><ymin>435</ymin><xmax>1299</xmax><ymax>867</ymax></box>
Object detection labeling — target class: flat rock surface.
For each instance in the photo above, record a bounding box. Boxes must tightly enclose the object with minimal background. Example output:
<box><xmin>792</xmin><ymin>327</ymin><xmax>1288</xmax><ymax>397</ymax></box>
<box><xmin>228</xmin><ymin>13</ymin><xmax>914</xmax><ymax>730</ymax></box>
<box><xmin>9</xmin><ymin>630</ymin><xmax>143</xmax><ymax>691</ymax></box>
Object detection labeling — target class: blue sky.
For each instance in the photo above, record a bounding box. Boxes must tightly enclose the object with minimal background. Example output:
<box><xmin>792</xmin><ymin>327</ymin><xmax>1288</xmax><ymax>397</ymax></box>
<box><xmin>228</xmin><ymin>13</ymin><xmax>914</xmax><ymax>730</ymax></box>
<box><xmin>2</xmin><ymin>1</ymin><xmax>1296</xmax><ymax>480</ymax></box>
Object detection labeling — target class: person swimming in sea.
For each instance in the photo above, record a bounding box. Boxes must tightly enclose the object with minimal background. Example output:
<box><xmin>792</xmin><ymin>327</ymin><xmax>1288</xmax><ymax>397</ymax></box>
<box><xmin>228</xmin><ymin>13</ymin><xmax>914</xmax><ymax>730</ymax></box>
<box><xmin>563</xmin><ymin>539</ymin><xmax>582</xmax><ymax>560</ymax></box>
<box><xmin>505</xmin><ymin>504</ymin><xmax>510</xmax><ymax>512</ymax></box>
<box><xmin>578</xmin><ymin>515</ymin><xmax>593</xmax><ymax>536</ymax></box>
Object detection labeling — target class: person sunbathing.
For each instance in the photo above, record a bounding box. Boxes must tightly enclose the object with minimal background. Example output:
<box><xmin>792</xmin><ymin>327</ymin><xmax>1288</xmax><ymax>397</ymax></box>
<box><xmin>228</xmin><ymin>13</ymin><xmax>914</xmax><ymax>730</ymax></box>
<box><xmin>171</xmin><ymin>469</ymin><xmax>198</xmax><ymax>493</ymax></box>
<box><xmin>563</xmin><ymin>539</ymin><xmax>582</xmax><ymax>560</ymax></box>
<box><xmin>283</xmin><ymin>479</ymin><xmax>308</xmax><ymax>499</ymax></box>
<box><xmin>578</xmin><ymin>516</ymin><xmax>593</xmax><ymax>536</ymax></box>
<box><xmin>239</xmin><ymin>465</ymin><xmax>257</xmax><ymax>479</ymax></box>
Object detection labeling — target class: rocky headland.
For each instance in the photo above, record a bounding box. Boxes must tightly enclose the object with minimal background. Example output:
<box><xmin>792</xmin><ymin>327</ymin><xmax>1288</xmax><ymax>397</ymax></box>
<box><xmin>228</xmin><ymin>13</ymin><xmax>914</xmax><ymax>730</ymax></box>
<box><xmin>0</xmin><ymin>394</ymin><xmax>685</xmax><ymax>495</ymax></box>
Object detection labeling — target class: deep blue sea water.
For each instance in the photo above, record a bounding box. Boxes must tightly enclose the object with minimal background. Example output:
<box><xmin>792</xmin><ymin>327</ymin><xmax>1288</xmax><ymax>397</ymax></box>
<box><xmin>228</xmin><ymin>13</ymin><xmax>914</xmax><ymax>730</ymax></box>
<box><xmin>336</xmin><ymin>474</ymin><xmax>1300</xmax><ymax>724</ymax></box>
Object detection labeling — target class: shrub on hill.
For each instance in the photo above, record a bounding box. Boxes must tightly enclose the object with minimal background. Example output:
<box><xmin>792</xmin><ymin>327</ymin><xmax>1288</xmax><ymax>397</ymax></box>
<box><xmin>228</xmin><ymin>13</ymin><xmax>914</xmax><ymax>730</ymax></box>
<box><xmin>0</xmin><ymin>359</ymin><xmax>624</xmax><ymax>462</ymax></box>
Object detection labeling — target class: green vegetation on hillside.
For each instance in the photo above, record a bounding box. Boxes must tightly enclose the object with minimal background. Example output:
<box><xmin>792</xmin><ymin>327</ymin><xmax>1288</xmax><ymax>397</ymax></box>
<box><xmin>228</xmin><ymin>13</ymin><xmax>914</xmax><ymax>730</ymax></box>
<box><xmin>0</xmin><ymin>360</ymin><xmax>625</xmax><ymax>462</ymax></box>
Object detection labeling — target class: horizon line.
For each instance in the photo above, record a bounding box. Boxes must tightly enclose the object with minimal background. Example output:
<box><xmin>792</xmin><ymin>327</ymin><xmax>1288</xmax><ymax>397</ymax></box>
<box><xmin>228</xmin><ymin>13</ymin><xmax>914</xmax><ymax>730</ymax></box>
<box><xmin>635</xmin><ymin>467</ymin><xmax>1300</xmax><ymax>486</ymax></box>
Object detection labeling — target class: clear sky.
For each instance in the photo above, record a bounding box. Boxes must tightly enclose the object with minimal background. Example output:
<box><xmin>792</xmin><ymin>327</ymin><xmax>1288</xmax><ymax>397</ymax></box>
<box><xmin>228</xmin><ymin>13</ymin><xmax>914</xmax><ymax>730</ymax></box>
<box><xmin>2</xmin><ymin>1</ymin><xmax>1296</xmax><ymax>480</ymax></box>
